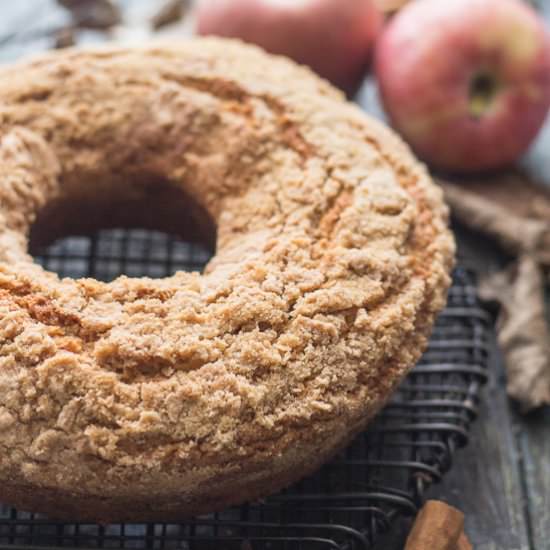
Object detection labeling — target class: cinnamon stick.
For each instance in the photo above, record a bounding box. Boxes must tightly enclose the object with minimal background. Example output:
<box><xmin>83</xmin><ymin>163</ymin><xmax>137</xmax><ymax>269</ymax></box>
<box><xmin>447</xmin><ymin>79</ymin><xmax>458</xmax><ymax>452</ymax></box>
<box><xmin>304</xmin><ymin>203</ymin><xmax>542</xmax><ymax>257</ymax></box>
<box><xmin>405</xmin><ymin>500</ymin><xmax>471</xmax><ymax>550</ymax></box>
<box><xmin>457</xmin><ymin>530</ymin><xmax>473</xmax><ymax>550</ymax></box>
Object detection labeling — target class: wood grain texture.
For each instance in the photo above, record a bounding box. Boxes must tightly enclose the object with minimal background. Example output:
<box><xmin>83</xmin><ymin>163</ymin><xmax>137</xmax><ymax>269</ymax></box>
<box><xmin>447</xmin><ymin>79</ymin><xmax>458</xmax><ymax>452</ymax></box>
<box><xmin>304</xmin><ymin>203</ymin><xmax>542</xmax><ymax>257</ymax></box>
<box><xmin>519</xmin><ymin>0</ymin><xmax>550</xmax><ymax>541</ymax></box>
<box><xmin>518</xmin><ymin>407</ymin><xmax>550</xmax><ymax>550</ymax></box>
<box><xmin>427</xmin><ymin>342</ymin><xmax>531</xmax><ymax>550</ymax></box>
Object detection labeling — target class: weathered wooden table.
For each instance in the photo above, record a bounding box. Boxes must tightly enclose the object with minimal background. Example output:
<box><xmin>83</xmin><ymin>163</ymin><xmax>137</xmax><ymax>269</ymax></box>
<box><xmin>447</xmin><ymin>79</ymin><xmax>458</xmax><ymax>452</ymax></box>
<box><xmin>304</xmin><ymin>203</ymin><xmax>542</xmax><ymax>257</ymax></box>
<box><xmin>1</xmin><ymin>1</ymin><xmax>549</xmax><ymax>548</ymax></box>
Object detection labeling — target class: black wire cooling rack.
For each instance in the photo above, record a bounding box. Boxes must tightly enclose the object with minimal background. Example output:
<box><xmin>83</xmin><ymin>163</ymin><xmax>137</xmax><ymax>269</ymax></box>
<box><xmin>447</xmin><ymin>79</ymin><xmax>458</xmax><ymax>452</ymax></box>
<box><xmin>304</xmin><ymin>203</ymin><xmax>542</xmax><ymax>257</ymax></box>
<box><xmin>0</xmin><ymin>229</ymin><xmax>491</xmax><ymax>550</ymax></box>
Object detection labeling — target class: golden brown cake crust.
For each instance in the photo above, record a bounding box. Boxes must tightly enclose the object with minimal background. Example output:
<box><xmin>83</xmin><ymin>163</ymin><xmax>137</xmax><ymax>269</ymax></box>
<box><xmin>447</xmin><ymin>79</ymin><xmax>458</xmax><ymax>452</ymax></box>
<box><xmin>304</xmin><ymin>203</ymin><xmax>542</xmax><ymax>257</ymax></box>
<box><xmin>0</xmin><ymin>39</ymin><xmax>454</xmax><ymax>521</ymax></box>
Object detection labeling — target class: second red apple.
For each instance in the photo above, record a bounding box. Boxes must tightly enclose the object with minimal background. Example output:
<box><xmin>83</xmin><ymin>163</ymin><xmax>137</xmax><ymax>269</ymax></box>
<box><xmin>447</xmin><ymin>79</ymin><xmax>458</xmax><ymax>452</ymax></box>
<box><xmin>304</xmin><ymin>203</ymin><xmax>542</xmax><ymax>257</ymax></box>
<box><xmin>375</xmin><ymin>0</ymin><xmax>550</xmax><ymax>173</ymax></box>
<box><xmin>196</xmin><ymin>0</ymin><xmax>383</xmax><ymax>97</ymax></box>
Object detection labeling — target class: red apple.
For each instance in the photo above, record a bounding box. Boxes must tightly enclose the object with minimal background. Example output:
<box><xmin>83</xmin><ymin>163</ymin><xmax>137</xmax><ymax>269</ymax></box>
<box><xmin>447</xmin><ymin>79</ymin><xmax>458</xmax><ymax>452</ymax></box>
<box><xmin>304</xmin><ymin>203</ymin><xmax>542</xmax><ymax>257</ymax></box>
<box><xmin>375</xmin><ymin>0</ymin><xmax>550</xmax><ymax>173</ymax></box>
<box><xmin>196</xmin><ymin>0</ymin><xmax>383</xmax><ymax>96</ymax></box>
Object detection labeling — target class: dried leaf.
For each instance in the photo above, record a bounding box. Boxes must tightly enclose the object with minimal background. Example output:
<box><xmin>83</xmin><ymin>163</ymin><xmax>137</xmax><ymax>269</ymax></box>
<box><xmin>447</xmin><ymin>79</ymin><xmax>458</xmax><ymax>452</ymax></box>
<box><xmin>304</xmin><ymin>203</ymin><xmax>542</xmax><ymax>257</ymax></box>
<box><xmin>438</xmin><ymin>178</ymin><xmax>550</xmax><ymax>266</ymax></box>
<box><xmin>446</xmin><ymin>170</ymin><xmax>550</xmax><ymax>221</ymax></box>
<box><xmin>439</xmin><ymin>172</ymin><xmax>550</xmax><ymax>411</ymax></box>
<box><xmin>57</xmin><ymin>0</ymin><xmax>121</xmax><ymax>30</ymax></box>
<box><xmin>151</xmin><ymin>0</ymin><xmax>191</xmax><ymax>31</ymax></box>
<box><xmin>53</xmin><ymin>27</ymin><xmax>76</xmax><ymax>49</ymax></box>
<box><xmin>479</xmin><ymin>256</ymin><xmax>550</xmax><ymax>411</ymax></box>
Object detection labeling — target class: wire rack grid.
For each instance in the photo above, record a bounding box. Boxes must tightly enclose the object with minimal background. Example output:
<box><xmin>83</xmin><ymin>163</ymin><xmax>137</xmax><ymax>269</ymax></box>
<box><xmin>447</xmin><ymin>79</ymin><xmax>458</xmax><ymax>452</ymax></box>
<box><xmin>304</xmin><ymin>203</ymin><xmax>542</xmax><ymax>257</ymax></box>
<box><xmin>0</xmin><ymin>228</ymin><xmax>491</xmax><ymax>550</ymax></box>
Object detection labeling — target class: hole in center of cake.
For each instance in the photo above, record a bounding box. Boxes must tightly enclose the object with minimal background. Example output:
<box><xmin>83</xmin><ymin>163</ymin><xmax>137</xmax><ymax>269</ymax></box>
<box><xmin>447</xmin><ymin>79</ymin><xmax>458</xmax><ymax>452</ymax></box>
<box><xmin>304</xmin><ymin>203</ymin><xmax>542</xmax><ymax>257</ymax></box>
<box><xmin>30</xmin><ymin>179</ymin><xmax>215</xmax><ymax>281</ymax></box>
